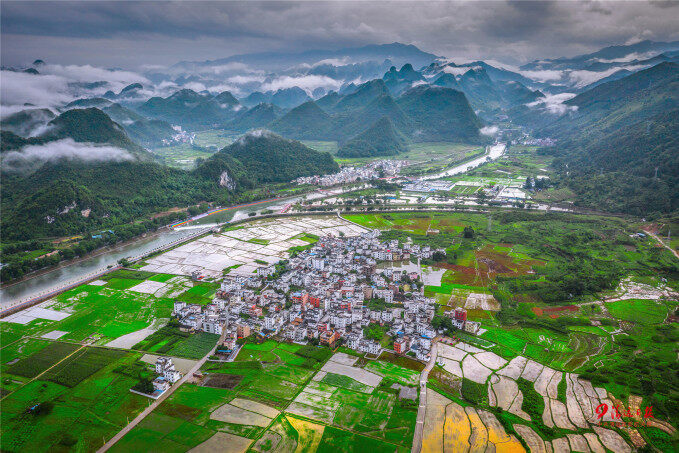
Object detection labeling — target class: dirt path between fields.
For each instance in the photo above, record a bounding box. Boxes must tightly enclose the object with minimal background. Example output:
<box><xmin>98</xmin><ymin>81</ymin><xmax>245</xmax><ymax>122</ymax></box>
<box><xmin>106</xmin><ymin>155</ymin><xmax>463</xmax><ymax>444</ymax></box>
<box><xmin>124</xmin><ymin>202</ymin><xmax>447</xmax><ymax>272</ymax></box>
<box><xmin>412</xmin><ymin>338</ymin><xmax>439</xmax><ymax>453</ymax></box>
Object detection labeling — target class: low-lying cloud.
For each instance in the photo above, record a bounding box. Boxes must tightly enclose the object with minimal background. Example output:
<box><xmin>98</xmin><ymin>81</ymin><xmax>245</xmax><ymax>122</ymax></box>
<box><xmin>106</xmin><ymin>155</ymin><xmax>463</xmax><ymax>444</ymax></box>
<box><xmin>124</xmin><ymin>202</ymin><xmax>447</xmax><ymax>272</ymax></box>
<box><xmin>260</xmin><ymin>75</ymin><xmax>343</xmax><ymax>94</ymax></box>
<box><xmin>441</xmin><ymin>66</ymin><xmax>474</xmax><ymax>76</ymax></box>
<box><xmin>43</xmin><ymin>63</ymin><xmax>147</xmax><ymax>86</ymax></box>
<box><xmin>480</xmin><ymin>125</ymin><xmax>499</xmax><ymax>136</ymax></box>
<box><xmin>1</xmin><ymin>63</ymin><xmax>154</xmax><ymax>112</ymax></box>
<box><xmin>527</xmin><ymin>93</ymin><xmax>578</xmax><ymax>115</ymax></box>
<box><xmin>567</xmin><ymin>65</ymin><xmax>647</xmax><ymax>87</ymax></box>
<box><xmin>1</xmin><ymin>71</ymin><xmax>74</xmax><ymax>110</ymax></box>
<box><xmin>593</xmin><ymin>51</ymin><xmax>656</xmax><ymax>64</ymax></box>
<box><xmin>519</xmin><ymin>69</ymin><xmax>564</xmax><ymax>83</ymax></box>
<box><xmin>2</xmin><ymin>138</ymin><xmax>134</xmax><ymax>172</ymax></box>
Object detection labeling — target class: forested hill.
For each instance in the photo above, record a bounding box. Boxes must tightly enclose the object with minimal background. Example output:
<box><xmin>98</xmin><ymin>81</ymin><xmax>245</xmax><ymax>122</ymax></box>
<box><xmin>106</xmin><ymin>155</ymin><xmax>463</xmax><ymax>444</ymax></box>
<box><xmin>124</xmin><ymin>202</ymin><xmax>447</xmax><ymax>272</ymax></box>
<box><xmin>337</xmin><ymin>116</ymin><xmax>407</xmax><ymax>158</ymax></box>
<box><xmin>1</xmin><ymin>108</ymin><xmax>153</xmax><ymax>160</ymax></box>
<box><xmin>540</xmin><ymin>62</ymin><xmax>679</xmax><ymax>140</ymax></box>
<box><xmin>1</xmin><ymin>122</ymin><xmax>338</xmax><ymax>240</ymax></box>
<box><xmin>269</xmin><ymin>81</ymin><xmax>484</xmax><ymax>144</ymax></box>
<box><xmin>198</xmin><ymin>130</ymin><xmax>339</xmax><ymax>186</ymax></box>
<box><xmin>541</xmin><ymin>63</ymin><xmax>679</xmax><ymax>216</ymax></box>
<box><xmin>549</xmin><ymin>109</ymin><xmax>679</xmax><ymax>216</ymax></box>
<box><xmin>396</xmin><ymin>85</ymin><xmax>482</xmax><ymax>143</ymax></box>
<box><xmin>2</xmin><ymin>161</ymin><xmax>210</xmax><ymax>240</ymax></box>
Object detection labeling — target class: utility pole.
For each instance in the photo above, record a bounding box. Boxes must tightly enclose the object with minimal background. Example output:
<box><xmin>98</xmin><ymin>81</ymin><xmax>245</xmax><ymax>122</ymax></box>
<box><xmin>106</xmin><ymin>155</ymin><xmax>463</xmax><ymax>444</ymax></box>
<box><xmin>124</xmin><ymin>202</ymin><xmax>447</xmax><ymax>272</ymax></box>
<box><xmin>487</xmin><ymin>215</ymin><xmax>492</xmax><ymax>232</ymax></box>
<box><xmin>654</xmin><ymin>166</ymin><xmax>659</xmax><ymax>179</ymax></box>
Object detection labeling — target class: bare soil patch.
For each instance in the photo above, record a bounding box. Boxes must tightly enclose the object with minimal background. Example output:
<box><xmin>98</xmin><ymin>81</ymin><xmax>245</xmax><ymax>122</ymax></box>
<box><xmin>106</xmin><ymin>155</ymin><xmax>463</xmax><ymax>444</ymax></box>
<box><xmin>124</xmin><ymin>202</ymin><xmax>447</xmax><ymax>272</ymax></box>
<box><xmin>202</xmin><ymin>373</ymin><xmax>243</xmax><ymax>389</ymax></box>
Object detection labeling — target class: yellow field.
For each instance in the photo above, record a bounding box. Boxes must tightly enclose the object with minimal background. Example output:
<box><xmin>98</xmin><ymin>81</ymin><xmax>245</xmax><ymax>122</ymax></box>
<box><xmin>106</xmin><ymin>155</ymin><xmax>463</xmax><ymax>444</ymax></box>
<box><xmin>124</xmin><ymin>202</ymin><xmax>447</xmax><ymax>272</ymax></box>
<box><xmin>423</xmin><ymin>390</ymin><xmax>526</xmax><ymax>453</ymax></box>
<box><xmin>287</xmin><ymin>415</ymin><xmax>325</xmax><ymax>453</ymax></box>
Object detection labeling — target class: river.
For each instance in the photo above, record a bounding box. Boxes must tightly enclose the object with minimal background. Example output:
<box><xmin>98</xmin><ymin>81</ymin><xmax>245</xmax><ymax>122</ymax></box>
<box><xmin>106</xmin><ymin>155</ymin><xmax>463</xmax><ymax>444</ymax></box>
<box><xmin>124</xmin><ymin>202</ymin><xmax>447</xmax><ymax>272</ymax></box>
<box><xmin>0</xmin><ymin>195</ymin><xmax>305</xmax><ymax>309</ymax></box>
<box><xmin>419</xmin><ymin>143</ymin><xmax>506</xmax><ymax>180</ymax></box>
<box><xmin>0</xmin><ymin>145</ymin><xmax>502</xmax><ymax>310</ymax></box>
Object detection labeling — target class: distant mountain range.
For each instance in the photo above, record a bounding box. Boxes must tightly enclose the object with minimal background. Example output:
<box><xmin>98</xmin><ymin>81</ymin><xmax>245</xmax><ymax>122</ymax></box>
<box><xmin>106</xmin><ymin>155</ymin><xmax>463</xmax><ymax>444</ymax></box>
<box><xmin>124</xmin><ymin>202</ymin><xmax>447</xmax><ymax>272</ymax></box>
<box><xmin>240</xmin><ymin>87</ymin><xmax>311</xmax><ymax>109</ymax></box>
<box><xmin>138</xmin><ymin>89</ymin><xmax>242</xmax><ymax>129</ymax></box>
<box><xmin>268</xmin><ymin>78</ymin><xmax>484</xmax><ymax>145</ymax></box>
<box><xmin>521</xmin><ymin>40</ymin><xmax>679</xmax><ymax>71</ymax></box>
<box><xmin>172</xmin><ymin>42</ymin><xmax>439</xmax><ymax>72</ymax></box>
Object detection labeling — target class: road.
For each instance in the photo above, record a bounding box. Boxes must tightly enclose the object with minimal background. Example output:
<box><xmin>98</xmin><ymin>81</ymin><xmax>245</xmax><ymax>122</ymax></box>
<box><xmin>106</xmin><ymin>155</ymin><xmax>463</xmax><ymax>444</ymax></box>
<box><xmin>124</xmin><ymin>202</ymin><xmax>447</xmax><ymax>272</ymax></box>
<box><xmin>644</xmin><ymin>229</ymin><xmax>679</xmax><ymax>260</ymax></box>
<box><xmin>411</xmin><ymin>339</ymin><xmax>439</xmax><ymax>453</ymax></box>
<box><xmin>98</xmin><ymin>329</ymin><xmax>227</xmax><ymax>453</ymax></box>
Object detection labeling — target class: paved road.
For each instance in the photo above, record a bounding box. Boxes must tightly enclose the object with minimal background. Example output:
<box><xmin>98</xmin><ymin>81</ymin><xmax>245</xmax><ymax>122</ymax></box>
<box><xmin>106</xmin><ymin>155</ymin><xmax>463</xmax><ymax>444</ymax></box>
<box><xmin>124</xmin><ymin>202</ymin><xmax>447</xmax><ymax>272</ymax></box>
<box><xmin>411</xmin><ymin>339</ymin><xmax>439</xmax><ymax>453</ymax></box>
<box><xmin>98</xmin><ymin>330</ymin><xmax>227</xmax><ymax>452</ymax></box>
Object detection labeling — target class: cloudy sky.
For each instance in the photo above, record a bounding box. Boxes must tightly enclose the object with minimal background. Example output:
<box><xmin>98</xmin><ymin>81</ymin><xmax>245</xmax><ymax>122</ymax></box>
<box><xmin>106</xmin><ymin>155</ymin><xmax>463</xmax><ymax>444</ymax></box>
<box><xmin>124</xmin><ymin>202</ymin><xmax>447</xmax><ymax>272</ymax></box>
<box><xmin>2</xmin><ymin>1</ymin><xmax>678</xmax><ymax>69</ymax></box>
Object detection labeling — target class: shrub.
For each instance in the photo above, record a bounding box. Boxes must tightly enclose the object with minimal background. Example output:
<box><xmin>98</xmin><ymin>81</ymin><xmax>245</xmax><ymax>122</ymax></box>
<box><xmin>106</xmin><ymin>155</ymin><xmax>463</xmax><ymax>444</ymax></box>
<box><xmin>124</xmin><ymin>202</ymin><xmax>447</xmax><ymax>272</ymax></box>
<box><xmin>461</xmin><ymin>378</ymin><xmax>487</xmax><ymax>404</ymax></box>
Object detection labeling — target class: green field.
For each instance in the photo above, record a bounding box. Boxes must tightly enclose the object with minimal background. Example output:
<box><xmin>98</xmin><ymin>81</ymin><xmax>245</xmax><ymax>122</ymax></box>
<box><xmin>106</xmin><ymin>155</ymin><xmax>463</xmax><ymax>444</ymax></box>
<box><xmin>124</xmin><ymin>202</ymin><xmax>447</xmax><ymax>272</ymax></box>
<box><xmin>151</xmin><ymin>143</ymin><xmax>216</xmax><ymax>169</ymax></box>
<box><xmin>7</xmin><ymin>282</ymin><xmax>176</xmax><ymax>345</ymax></box>
<box><xmin>301</xmin><ymin>140</ymin><xmax>339</xmax><ymax>154</ymax></box>
<box><xmin>134</xmin><ymin>327</ymin><xmax>219</xmax><ymax>359</ymax></box>
<box><xmin>321</xmin><ymin>373</ymin><xmax>374</xmax><ymax>393</ymax></box>
<box><xmin>364</xmin><ymin>361</ymin><xmax>419</xmax><ymax>386</ymax></box>
<box><xmin>283</xmin><ymin>367</ymin><xmax>418</xmax><ymax>449</ymax></box>
<box><xmin>110</xmin><ymin>384</ymin><xmax>237</xmax><ymax>452</ymax></box>
<box><xmin>1</xmin><ymin>349</ymin><xmax>150</xmax><ymax>452</ymax></box>
<box><xmin>605</xmin><ymin>298</ymin><xmax>670</xmax><ymax>324</ymax></box>
<box><xmin>175</xmin><ymin>282</ymin><xmax>218</xmax><ymax>305</ymax></box>
<box><xmin>400</xmin><ymin>143</ymin><xmax>483</xmax><ymax>177</ymax></box>
<box><xmin>113</xmin><ymin>345</ymin><xmax>327</xmax><ymax>451</ymax></box>
<box><xmin>5</xmin><ymin>341</ymin><xmax>81</xmax><ymax>378</ymax></box>
<box><xmin>193</xmin><ymin>129</ymin><xmax>237</xmax><ymax>150</ymax></box>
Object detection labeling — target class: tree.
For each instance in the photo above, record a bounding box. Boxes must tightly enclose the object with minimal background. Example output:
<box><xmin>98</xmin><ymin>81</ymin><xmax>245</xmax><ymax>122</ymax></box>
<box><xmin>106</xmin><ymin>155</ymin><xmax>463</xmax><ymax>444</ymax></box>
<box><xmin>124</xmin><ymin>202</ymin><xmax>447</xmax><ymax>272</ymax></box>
<box><xmin>432</xmin><ymin>315</ymin><xmax>454</xmax><ymax>332</ymax></box>
<box><xmin>463</xmin><ymin>226</ymin><xmax>474</xmax><ymax>239</ymax></box>
<box><xmin>133</xmin><ymin>378</ymin><xmax>154</xmax><ymax>394</ymax></box>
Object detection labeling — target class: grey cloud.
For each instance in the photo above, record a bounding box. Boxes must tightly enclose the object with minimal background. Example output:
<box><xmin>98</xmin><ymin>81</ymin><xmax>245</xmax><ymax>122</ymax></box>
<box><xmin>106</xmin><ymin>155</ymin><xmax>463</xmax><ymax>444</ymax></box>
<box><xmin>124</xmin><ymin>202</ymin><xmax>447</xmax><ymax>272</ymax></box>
<box><xmin>1</xmin><ymin>138</ymin><xmax>134</xmax><ymax>173</ymax></box>
<box><xmin>1</xmin><ymin>1</ymin><xmax>678</xmax><ymax>69</ymax></box>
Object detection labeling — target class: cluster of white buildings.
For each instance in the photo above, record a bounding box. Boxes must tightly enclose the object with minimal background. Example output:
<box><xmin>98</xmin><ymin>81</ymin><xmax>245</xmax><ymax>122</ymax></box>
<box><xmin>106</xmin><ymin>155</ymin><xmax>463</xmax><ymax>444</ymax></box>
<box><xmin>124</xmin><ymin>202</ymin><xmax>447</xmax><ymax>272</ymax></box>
<box><xmin>152</xmin><ymin>357</ymin><xmax>182</xmax><ymax>393</ymax></box>
<box><xmin>171</xmin><ymin>230</ymin><xmax>477</xmax><ymax>362</ymax></box>
<box><xmin>522</xmin><ymin>137</ymin><xmax>556</xmax><ymax>147</ymax></box>
<box><xmin>402</xmin><ymin>180</ymin><xmax>455</xmax><ymax>192</ymax></box>
<box><xmin>294</xmin><ymin>160</ymin><xmax>406</xmax><ymax>187</ymax></box>
<box><xmin>162</xmin><ymin>126</ymin><xmax>196</xmax><ymax>146</ymax></box>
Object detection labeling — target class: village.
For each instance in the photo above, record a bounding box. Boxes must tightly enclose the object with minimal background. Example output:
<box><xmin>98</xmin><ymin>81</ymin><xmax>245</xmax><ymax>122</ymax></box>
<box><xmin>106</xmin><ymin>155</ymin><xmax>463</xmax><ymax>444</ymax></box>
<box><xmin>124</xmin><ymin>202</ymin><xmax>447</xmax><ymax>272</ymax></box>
<box><xmin>294</xmin><ymin>159</ymin><xmax>405</xmax><ymax>186</ymax></box>
<box><xmin>171</xmin><ymin>229</ymin><xmax>480</xmax><ymax>367</ymax></box>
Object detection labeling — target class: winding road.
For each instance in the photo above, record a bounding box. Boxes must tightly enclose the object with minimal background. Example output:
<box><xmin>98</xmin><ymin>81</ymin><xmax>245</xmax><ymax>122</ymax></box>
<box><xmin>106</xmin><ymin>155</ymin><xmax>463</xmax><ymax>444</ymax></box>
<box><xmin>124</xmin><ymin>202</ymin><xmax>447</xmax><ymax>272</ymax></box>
<box><xmin>644</xmin><ymin>229</ymin><xmax>679</xmax><ymax>260</ymax></box>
